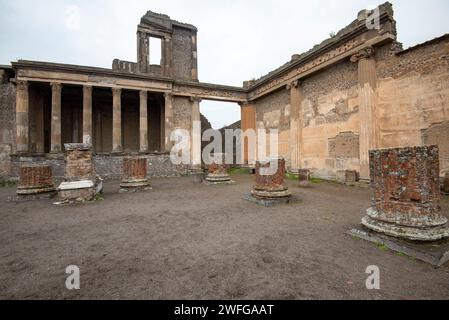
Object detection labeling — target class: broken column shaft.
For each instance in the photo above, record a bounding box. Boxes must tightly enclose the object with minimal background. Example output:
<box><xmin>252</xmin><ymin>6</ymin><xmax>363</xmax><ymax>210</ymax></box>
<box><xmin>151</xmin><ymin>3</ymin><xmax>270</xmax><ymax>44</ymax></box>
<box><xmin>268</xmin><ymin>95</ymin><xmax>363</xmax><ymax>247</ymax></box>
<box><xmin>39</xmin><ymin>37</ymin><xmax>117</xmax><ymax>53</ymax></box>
<box><xmin>362</xmin><ymin>146</ymin><xmax>449</xmax><ymax>241</ymax></box>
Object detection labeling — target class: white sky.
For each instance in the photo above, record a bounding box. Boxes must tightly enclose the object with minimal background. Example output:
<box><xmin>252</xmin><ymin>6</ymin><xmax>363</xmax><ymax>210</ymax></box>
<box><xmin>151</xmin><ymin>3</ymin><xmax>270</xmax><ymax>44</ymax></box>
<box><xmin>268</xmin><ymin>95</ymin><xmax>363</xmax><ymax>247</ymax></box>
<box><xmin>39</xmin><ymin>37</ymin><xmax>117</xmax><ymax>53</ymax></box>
<box><xmin>1</xmin><ymin>0</ymin><xmax>448</xmax><ymax>128</ymax></box>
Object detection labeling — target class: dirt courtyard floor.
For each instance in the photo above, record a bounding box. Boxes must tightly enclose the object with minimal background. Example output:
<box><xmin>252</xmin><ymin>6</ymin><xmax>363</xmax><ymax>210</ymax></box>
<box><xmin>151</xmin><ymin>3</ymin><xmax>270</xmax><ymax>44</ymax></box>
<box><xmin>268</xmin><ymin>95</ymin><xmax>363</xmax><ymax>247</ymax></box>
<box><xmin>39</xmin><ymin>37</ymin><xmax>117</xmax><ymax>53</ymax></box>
<box><xmin>0</xmin><ymin>173</ymin><xmax>448</xmax><ymax>300</ymax></box>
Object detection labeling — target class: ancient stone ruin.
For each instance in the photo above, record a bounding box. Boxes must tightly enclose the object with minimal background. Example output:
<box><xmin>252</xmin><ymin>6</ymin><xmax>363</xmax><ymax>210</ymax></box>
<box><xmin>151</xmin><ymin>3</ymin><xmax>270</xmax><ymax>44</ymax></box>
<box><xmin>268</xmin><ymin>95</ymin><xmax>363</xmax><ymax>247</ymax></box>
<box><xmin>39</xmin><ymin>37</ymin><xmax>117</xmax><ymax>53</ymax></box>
<box><xmin>361</xmin><ymin>146</ymin><xmax>449</xmax><ymax>241</ymax></box>
<box><xmin>298</xmin><ymin>169</ymin><xmax>311</xmax><ymax>188</ymax></box>
<box><xmin>204</xmin><ymin>153</ymin><xmax>233</xmax><ymax>185</ymax></box>
<box><xmin>245</xmin><ymin>157</ymin><xmax>292</xmax><ymax>206</ymax></box>
<box><xmin>15</xmin><ymin>163</ymin><xmax>56</xmax><ymax>200</ymax></box>
<box><xmin>120</xmin><ymin>156</ymin><xmax>151</xmax><ymax>193</ymax></box>
<box><xmin>56</xmin><ymin>143</ymin><xmax>103</xmax><ymax>204</ymax></box>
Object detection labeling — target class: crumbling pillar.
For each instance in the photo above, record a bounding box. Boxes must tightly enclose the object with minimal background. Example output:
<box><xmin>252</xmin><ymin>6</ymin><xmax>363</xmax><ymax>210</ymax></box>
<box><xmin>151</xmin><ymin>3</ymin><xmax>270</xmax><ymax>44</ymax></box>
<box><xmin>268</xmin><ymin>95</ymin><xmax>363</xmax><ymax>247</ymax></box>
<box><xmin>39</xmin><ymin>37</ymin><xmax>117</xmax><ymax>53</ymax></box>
<box><xmin>240</xmin><ymin>102</ymin><xmax>256</xmax><ymax>166</ymax></box>
<box><xmin>139</xmin><ymin>90</ymin><xmax>148</xmax><ymax>153</ymax></box>
<box><xmin>16</xmin><ymin>164</ymin><xmax>56</xmax><ymax>199</ymax></box>
<box><xmin>351</xmin><ymin>47</ymin><xmax>379</xmax><ymax>180</ymax></box>
<box><xmin>137</xmin><ymin>31</ymin><xmax>149</xmax><ymax>73</ymax></box>
<box><xmin>205</xmin><ymin>153</ymin><xmax>233</xmax><ymax>185</ymax></box>
<box><xmin>15</xmin><ymin>80</ymin><xmax>29</xmax><ymax>154</ymax></box>
<box><xmin>50</xmin><ymin>82</ymin><xmax>62</xmax><ymax>153</ymax></box>
<box><xmin>120</xmin><ymin>156</ymin><xmax>151</xmax><ymax>192</ymax></box>
<box><xmin>190</xmin><ymin>97</ymin><xmax>202</xmax><ymax>172</ymax></box>
<box><xmin>287</xmin><ymin>80</ymin><xmax>303</xmax><ymax>173</ymax></box>
<box><xmin>245</xmin><ymin>157</ymin><xmax>292</xmax><ymax>206</ymax></box>
<box><xmin>56</xmin><ymin>143</ymin><xmax>103</xmax><ymax>204</ymax></box>
<box><xmin>362</xmin><ymin>146</ymin><xmax>449</xmax><ymax>241</ymax></box>
<box><xmin>82</xmin><ymin>85</ymin><xmax>93</xmax><ymax>144</ymax></box>
<box><xmin>164</xmin><ymin>93</ymin><xmax>174</xmax><ymax>153</ymax></box>
<box><xmin>298</xmin><ymin>169</ymin><xmax>311</xmax><ymax>188</ymax></box>
<box><xmin>112</xmin><ymin>88</ymin><xmax>122</xmax><ymax>153</ymax></box>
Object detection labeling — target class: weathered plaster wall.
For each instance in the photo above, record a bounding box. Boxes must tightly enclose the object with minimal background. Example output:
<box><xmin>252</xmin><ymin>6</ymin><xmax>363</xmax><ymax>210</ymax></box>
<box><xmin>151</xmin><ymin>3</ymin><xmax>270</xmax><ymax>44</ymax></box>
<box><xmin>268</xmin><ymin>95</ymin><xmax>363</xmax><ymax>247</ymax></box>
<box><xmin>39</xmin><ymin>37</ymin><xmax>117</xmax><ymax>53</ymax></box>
<box><xmin>301</xmin><ymin>60</ymin><xmax>360</xmax><ymax>179</ymax></box>
<box><xmin>254</xmin><ymin>88</ymin><xmax>291</xmax><ymax>167</ymax></box>
<box><xmin>173</xmin><ymin>96</ymin><xmax>192</xmax><ymax>131</ymax></box>
<box><xmin>0</xmin><ymin>82</ymin><xmax>15</xmax><ymax>179</ymax></box>
<box><xmin>376</xmin><ymin>37</ymin><xmax>449</xmax><ymax>174</ymax></box>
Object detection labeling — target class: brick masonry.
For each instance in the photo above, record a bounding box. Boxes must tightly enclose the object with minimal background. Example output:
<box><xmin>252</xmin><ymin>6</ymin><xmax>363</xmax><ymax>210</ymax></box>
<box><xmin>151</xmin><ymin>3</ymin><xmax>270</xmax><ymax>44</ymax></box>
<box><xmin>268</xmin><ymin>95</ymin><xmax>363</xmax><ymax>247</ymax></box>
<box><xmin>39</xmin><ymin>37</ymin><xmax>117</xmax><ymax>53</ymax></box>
<box><xmin>17</xmin><ymin>164</ymin><xmax>55</xmax><ymax>195</ymax></box>
<box><xmin>11</xmin><ymin>154</ymin><xmax>188</xmax><ymax>180</ymax></box>
<box><xmin>369</xmin><ymin>146</ymin><xmax>440</xmax><ymax>221</ymax></box>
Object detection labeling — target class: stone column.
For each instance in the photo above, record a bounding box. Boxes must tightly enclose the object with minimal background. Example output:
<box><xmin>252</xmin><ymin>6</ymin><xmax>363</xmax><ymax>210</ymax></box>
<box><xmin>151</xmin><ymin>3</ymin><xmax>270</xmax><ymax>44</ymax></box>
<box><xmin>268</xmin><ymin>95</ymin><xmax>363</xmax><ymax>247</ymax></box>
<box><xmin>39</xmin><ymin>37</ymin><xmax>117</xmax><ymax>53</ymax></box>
<box><xmin>137</xmin><ymin>31</ymin><xmax>149</xmax><ymax>73</ymax></box>
<box><xmin>120</xmin><ymin>156</ymin><xmax>151</xmax><ymax>192</ymax></box>
<box><xmin>240</xmin><ymin>102</ymin><xmax>256</xmax><ymax>166</ymax></box>
<box><xmin>164</xmin><ymin>93</ymin><xmax>174</xmax><ymax>153</ymax></box>
<box><xmin>190</xmin><ymin>97</ymin><xmax>202</xmax><ymax>170</ymax></box>
<box><xmin>15</xmin><ymin>80</ymin><xmax>29</xmax><ymax>154</ymax></box>
<box><xmin>17</xmin><ymin>164</ymin><xmax>55</xmax><ymax>197</ymax></box>
<box><xmin>361</xmin><ymin>146</ymin><xmax>449</xmax><ymax>241</ymax></box>
<box><xmin>246</xmin><ymin>157</ymin><xmax>292</xmax><ymax>206</ymax></box>
<box><xmin>191</xmin><ymin>34</ymin><xmax>198</xmax><ymax>80</ymax></box>
<box><xmin>139</xmin><ymin>90</ymin><xmax>148</xmax><ymax>153</ymax></box>
<box><xmin>82</xmin><ymin>85</ymin><xmax>93</xmax><ymax>144</ymax></box>
<box><xmin>50</xmin><ymin>82</ymin><xmax>62</xmax><ymax>153</ymax></box>
<box><xmin>287</xmin><ymin>80</ymin><xmax>303</xmax><ymax>173</ymax></box>
<box><xmin>112</xmin><ymin>88</ymin><xmax>122</xmax><ymax>153</ymax></box>
<box><xmin>351</xmin><ymin>47</ymin><xmax>379</xmax><ymax>180</ymax></box>
<box><xmin>163</xmin><ymin>36</ymin><xmax>173</xmax><ymax>77</ymax></box>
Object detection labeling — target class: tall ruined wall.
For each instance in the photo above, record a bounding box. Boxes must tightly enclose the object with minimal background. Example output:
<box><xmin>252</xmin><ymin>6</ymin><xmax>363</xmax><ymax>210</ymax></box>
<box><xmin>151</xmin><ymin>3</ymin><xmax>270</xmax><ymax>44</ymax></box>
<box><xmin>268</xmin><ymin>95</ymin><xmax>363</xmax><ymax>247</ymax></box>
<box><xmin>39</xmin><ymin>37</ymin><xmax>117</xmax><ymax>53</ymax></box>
<box><xmin>254</xmin><ymin>88</ymin><xmax>291</xmax><ymax>166</ymax></box>
<box><xmin>0</xmin><ymin>82</ymin><xmax>15</xmax><ymax>180</ymax></box>
<box><xmin>376</xmin><ymin>37</ymin><xmax>449</xmax><ymax>174</ymax></box>
<box><xmin>172</xmin><ymin>27</ymin><xmax>195</xmax><ymax>81</ymax></box>
<box><xmin>301</xmin><ymin>60</ymin><xmax>360</xmax><ymax>179</ymax></box>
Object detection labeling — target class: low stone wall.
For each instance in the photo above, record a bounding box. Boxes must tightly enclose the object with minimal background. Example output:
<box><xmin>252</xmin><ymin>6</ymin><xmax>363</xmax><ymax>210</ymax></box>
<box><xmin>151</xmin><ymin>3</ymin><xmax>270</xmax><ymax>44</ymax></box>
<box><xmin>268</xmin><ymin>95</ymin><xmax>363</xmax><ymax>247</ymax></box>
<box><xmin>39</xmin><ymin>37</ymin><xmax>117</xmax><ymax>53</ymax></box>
<box><xmin>10</xmin><ymin>153</ymin><xmax>189</xmax><ymax>180</ymax></box>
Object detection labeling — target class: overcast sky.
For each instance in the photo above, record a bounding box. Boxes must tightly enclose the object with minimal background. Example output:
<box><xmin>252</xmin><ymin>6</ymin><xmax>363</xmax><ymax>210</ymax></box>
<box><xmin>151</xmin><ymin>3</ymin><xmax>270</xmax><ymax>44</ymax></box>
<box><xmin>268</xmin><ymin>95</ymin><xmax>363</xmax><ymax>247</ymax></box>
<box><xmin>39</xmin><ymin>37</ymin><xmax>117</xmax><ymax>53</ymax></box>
<box><xmin>1</xmin><ymin>0</ymin><xmax>448</xmax><ymax>128</ymax></box>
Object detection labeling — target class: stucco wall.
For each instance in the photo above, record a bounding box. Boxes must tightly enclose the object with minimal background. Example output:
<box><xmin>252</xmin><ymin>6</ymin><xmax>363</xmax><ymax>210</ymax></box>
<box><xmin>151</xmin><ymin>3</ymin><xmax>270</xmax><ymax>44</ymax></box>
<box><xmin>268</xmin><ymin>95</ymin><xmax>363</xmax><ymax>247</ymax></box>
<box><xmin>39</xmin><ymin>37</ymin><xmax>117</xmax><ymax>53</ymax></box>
<box><xmin>301</xmin><ymin>60</ymin><xmax>360</xmax><ymax>179</ymax></box>
<box><xmin>254</xmin><ymin>88</ymin><xmax>291</xmax><ymax>166</ymax></box>
<box><xmin>376</xmin><ymin>38</ymin><xmax>449</xmax><ymax>174</ymax></box>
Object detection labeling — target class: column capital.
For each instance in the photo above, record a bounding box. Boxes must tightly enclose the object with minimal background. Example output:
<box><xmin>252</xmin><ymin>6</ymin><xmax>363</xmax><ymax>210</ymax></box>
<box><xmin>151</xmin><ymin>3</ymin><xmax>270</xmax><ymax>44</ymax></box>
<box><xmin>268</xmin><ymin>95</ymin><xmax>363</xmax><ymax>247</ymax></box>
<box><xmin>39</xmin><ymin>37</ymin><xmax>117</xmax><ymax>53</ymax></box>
<box><xmin>286</xmin><ymin>79</ymin><xmax>301</xmax><ymax>91</ymax></box>
<box><xmin>16</xmin><ymin>80</ymin><xmax>29</xmax><ymax>91</ymax></box>
<box><xmin>83</xmin><ymin>85</ymin><xmax>93</xmax><ymax>93</ymax></box>
<box><xmin>112</xmin><ymin>87</ymin><xmax>122</xmax><ymax>96</ymax></box>
<box><xmin>350</xmin><ymin>46</ymin><xmax>375</xmax><ymax>63</ymax></box>
<box><xmin>50</xmin><ymin>82</ymin><xmax>62</xmax><ymax>91</ymax></box>
<box><xmin>139</xmin><ymin>90</ymin><xmax>148</xmax><ymax>97</ymax></box>
<box><xmin>239</xmin><ymin>101</ymin><xmax>251</xmax><ymax>108</ymax></box>
<box><xmin>189</xmin><ymin>96</ymin><xmax>202</xmax><ymax>103</ymax></box>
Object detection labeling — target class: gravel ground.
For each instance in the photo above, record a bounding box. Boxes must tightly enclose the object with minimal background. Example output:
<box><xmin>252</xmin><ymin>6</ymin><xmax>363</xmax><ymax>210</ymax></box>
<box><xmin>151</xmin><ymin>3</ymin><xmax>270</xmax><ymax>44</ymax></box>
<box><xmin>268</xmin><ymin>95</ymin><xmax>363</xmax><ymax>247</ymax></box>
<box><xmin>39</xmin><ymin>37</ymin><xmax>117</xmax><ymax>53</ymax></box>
<box><xmin>0</xmin><ymin>174</ymin><xmax>448</xmax><ymax>300</ymax></box>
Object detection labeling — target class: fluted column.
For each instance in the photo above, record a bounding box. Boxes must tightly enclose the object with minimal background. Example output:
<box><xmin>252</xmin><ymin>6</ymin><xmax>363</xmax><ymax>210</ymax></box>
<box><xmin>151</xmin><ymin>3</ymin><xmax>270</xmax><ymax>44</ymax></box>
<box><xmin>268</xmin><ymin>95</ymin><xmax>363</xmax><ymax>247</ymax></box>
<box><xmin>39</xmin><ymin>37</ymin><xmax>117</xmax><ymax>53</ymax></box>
<box><xmin>15</xmin><ymin>80</ymin><xmax>29</xmax><ymax>154</ymax></box>
<box><xmin>287</xmin><ymin>80</ymin><xmax>303</xmax><ymax>173</ymax></box>
<box><xmin>190</xmin><ymin>97</ymin><xmax>202</xmax><ymax>170</ymax></box>
<box><xmin>82</xmin><ymin>85</ymin><xmax>93</xmax><ymax>144</ymax></box>
<box><xmin>351</xmin><ymin>47</ymin><xmax>379</xmax><ymax>180</ymax></box>
<box><xmin>139</xmin><ymin>90</ymin><xmax>148</xmax><ymax>153</ymax></box>
<box><xmin>50</xmin><ymin>82</ymin><xmax>62</xmax><ymax>153</ymax></box>
<box><xmin>164</xmin><ymin>93</ymin><xmax>174</xmax><ymax>153</ymax></box>
<box><xmin>112</xmin><ymin>88</ymin><xmax>122</xmax><ymax>153</ymax></box>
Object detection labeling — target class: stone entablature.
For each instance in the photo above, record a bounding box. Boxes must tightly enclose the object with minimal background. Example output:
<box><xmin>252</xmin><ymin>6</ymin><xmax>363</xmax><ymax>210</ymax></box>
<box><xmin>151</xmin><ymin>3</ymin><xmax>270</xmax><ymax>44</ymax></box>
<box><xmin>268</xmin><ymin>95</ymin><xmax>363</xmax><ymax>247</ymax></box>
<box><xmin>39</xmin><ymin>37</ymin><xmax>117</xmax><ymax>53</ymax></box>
<box><xmin>11</xmin><ymin>61</ymin><xmax>247</xmax><ymax>103</ymax></box>
<box><xmin>246</xmin><ymin>3</ymin><xmax>396</xmax><ymax>100</ymax></box>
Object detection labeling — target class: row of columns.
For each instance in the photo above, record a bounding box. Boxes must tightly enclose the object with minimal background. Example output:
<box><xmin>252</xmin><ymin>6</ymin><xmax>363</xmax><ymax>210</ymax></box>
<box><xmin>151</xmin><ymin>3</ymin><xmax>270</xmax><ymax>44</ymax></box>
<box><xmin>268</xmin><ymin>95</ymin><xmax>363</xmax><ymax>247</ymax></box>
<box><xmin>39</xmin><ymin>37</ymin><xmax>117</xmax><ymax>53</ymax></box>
<box><xmin>239</xmin><ymin>46</ymin><xmax>378</xmax><ymax>179</ymax></box>
<box><xmin>15</xmin><ymin>81</ymin><xmax>173</xmax><ymax>155</ymax></box>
